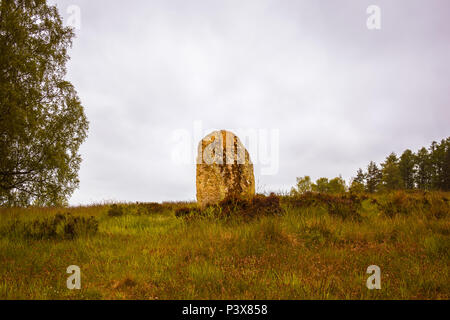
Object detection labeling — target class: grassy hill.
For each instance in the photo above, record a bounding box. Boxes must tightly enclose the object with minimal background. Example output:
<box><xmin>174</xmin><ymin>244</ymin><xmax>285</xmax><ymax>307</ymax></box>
<box><xmin>0</xmin><ymin>191</ymin><xmax>448</xmax><ymax>299</ymax></box>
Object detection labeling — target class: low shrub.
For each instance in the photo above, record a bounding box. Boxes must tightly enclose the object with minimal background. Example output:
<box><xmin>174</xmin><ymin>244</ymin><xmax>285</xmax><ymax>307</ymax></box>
<box><xmin>175</xmin><ymin>207</ymin><xmax>201</xmax><ymax>218</ymax></box>
<box><xmin>175</xmin><ymin>193</ymin><xmax>284</xmax><ymax>221</ymax></box>
<box><xmin>287</xmin><ymin>192</ymin><xmax>362</xmax><ymax>220</ymax></box>
<box><xmin>210</xmin><ymin>193</ymin><xmax>283</xmax><ymax>220</ymax></box>
<box><xmin>4</xmin><ymin>213</ymin><xmax>98</xmax><ymax>240</ymax></box>
<box><xmin>376</xmin><ymin>191</ymin><xmax>449</xmax><ymax>218</ymax></box>
<box><xmin>107</xmin><ymin>204</ymin><xmax>124</xmax><ymax>217</ymax></box>
<box><xmin>107</xmin><ymin>202</ymin><xmax>169</xmax><ymax>217</ymax></box>
<box><xmin>138</xmin><ymin>202</ymin><xmax>165</xmax><ymax>214</ymax></box>
<box><xmin>424</xmin><ymin>194</ymin><xmax>450</xmax><ymax>219</ymax></box>
<box><xmin>376</xmin><ymin>191</ymin><xmax>415</xmax><ymax>217</ymax></box>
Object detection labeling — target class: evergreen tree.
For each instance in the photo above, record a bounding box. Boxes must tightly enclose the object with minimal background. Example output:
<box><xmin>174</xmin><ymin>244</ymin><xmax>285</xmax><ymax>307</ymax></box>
<box><xmin>415</xmin><ymin>147</ymin><xmax>432</xmax><ymax>190</ymax></box>
<box><xmin>429</xmin><ymin>139</ymin><xmax>449</xmax><ymax>190</ymax></box>
<box><xmin>293</xmin><ymin>136</ymin><xmax>450</xmax><ymax>195</ymax></box>
<box><xmin>366</xmin><ymin>161</ymin><xmax>382</xmax><ymax>193</ymax></box>
<box><xmin>399</xmin><ymin>149</ymin><xmax>416</xmax><ymax>189</ymax></box>
<box><xmin>349</xmin><ymin>168</ymin><xmax>366</xmax><ymax>193</ymax></box>
<box><xmin>354</xmin><ymin>168</ymin><xmax>366</xmax><ymax>185</ymax></box>
<box><xmin>443</xmin><ymin>138</ymin><xmax>450</xmax><ymax>191</ymax></box>
<box><xmin>381</xmin><ymin>153</ymin><xmax>403</xmax><ymax>191</ymax></box>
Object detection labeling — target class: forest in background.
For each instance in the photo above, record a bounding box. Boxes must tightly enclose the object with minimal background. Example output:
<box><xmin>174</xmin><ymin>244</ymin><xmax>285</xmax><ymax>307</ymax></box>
<box><xmin>291</xmin><ymin>137</ymin><xmax>450</xmax><ymax>196</ymax></box>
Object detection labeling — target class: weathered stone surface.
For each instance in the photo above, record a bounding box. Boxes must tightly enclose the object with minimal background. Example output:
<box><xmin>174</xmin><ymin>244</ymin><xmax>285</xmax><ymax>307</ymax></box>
<box><xmin>196</xmin><ymin>130</ymin><xmax>255</xmax><ymax>208</ymax></box>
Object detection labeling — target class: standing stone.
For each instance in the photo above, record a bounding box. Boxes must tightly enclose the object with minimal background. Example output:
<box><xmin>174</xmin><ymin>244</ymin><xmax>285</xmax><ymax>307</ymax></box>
<box><xmin>196</xmin><ymin>130</ymin><xmax>255</xmax><ymax>208</ymax></box>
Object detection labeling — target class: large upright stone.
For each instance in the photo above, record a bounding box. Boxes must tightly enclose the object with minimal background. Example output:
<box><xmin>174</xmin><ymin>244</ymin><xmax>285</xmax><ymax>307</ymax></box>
<box><xmin>196</xmin><ymin>130</ymin><xmax>255</xmax><ymax>208</ymax></box>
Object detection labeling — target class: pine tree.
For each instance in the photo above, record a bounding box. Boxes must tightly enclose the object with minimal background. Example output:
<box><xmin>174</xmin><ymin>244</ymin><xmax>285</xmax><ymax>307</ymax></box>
<box><xmin>415</xmin><ymin>147</ymin><xmax>432</xmax><ymax>190</ymax></box>
<box><xmin>349</xmin><ymin>168</ymin><xmax>366</xmax><ymax>193</ymax></box>
<box><xmin>429</xmin><ymin>139</ymin><xmax>449</xmax><ymax>190</ymax></box>
<box><xmin>399</xmin><ymin>149</ymin><xmax>416</xmax><ymax>189</ymax></box>
<box><xmin>354</xmin><ymin>168</ymin><xmax>366</xmax><ymax>185</ymax></box>
<box><xmin>443</xmin><ymin>138</ymin><xmax>450</xmax><ymax>191</ymax></box>
<box><xmin>381</xmin><ymin>153</ymin><xmax>403</xmax><ymax>191</ymax></box>
<box><xmin>366</xmin><ymin>161</ymin><xmax>382</xmax><ymax>193</ymax></box>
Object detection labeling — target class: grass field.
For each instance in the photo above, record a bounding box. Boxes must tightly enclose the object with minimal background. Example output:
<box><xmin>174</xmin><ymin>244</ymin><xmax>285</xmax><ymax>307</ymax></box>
<box><xmin>0</xmin><ymin>191</ymin><xmax>449</xmax><ymax>300</ymax></box>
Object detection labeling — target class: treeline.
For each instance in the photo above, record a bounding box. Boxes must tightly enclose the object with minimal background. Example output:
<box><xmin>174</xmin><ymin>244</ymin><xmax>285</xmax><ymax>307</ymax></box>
<box><xmin>350</xmin><ymin>137</ymin><xmax>450</xmax><ymax>193</ymax></box>
<box><xmin>291</xmin><ymin>137</ymin><xmax>450</xmax><ymax>195</ymax></box>
<box><xmin>290</xmin><ymin>176</ymin><xmax>347</xmax><ymax>196</ymax></box>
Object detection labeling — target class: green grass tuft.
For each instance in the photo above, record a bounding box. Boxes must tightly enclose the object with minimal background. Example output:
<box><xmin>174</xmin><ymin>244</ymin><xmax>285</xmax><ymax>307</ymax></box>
<box><xmin>0</xmin><ymin>192</ymin><xmax>448</xmax><ymax>299</ymax></box>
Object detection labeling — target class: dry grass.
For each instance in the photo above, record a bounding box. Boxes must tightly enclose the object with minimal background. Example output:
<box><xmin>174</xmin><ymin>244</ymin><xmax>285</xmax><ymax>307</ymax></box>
<box><xmin>0</xmin><ymin>192</ymin><xmax>448</xmax><ymax>300</ymax></box>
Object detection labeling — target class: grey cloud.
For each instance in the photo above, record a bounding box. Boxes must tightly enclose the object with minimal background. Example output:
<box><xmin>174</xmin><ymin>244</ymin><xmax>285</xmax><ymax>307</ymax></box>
<box><xmin>49</xmin><ymin>0</ymin><xmax>450</xmax><ymax>204</ymax></box>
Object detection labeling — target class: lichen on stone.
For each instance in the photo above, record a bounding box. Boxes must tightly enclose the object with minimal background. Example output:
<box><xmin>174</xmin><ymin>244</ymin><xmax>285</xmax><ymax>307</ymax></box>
<box><xmin>196</xmin><ymin>130</ymin><xmax>255</xmax><ymax>208</ymax></box>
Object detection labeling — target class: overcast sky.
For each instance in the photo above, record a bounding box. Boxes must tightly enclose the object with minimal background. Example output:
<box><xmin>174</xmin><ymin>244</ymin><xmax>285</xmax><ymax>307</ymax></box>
<box><xmin>50</xmin><ymin>0</ymin><xmax>450</xmax><ymax>205</ymax></box>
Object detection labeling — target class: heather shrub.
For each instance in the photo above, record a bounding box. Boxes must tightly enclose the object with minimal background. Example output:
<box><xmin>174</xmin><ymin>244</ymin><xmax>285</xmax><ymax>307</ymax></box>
<box><xmin>107</xmin><ymin>204</ymin><xmax>124</xmax><ymax>217</ymax></box>
<box><xmin>3</xmin><ymin>213</ymin><xmax>98</xmax><ymax>240</ymax></box>
<box><xmin>137</xmin><ymin>202</ymin><xmax>165</xmax><ymax>214</ymax></box>
<box><xmin>175</xmin><ymin>193</ymin><xmax>283</xmax><ymax>221</ymax></box>
<box><xmin>376</xmin><ymin>191</ymin><xmax>449</xmax><ymax>218</ymax></box>
<box><xmin>211</xmin><ymin>193</ymin><xmax>283</xmax><ymax>220</ymax></box>
<box><xmin>107</xmin><ymin>202</ymin><xmax>169</xmax><ymax>217</ymax></box>
<box><xmin>423</xmin><ymin>194</ymin><xmax>450</xmax><ymax>219</ymax></box>
<box><xmin>175</xmin><ymin>207</ymin><xmax>201</xmax><ymax>219</ymax></box>
<box><xmin>249</xmin><ymin>193</ymin><xmax>284</xmax><ymax>217</ymax></box>
<box><xmin>376</xmin><ymin>191</ymin><xmax>413</xmax><ymax>217</ymax></box>
<box><xmin>287</xmin><ymin>192</ymin><xmax>362</xmax><ymax>221</ymax></box>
